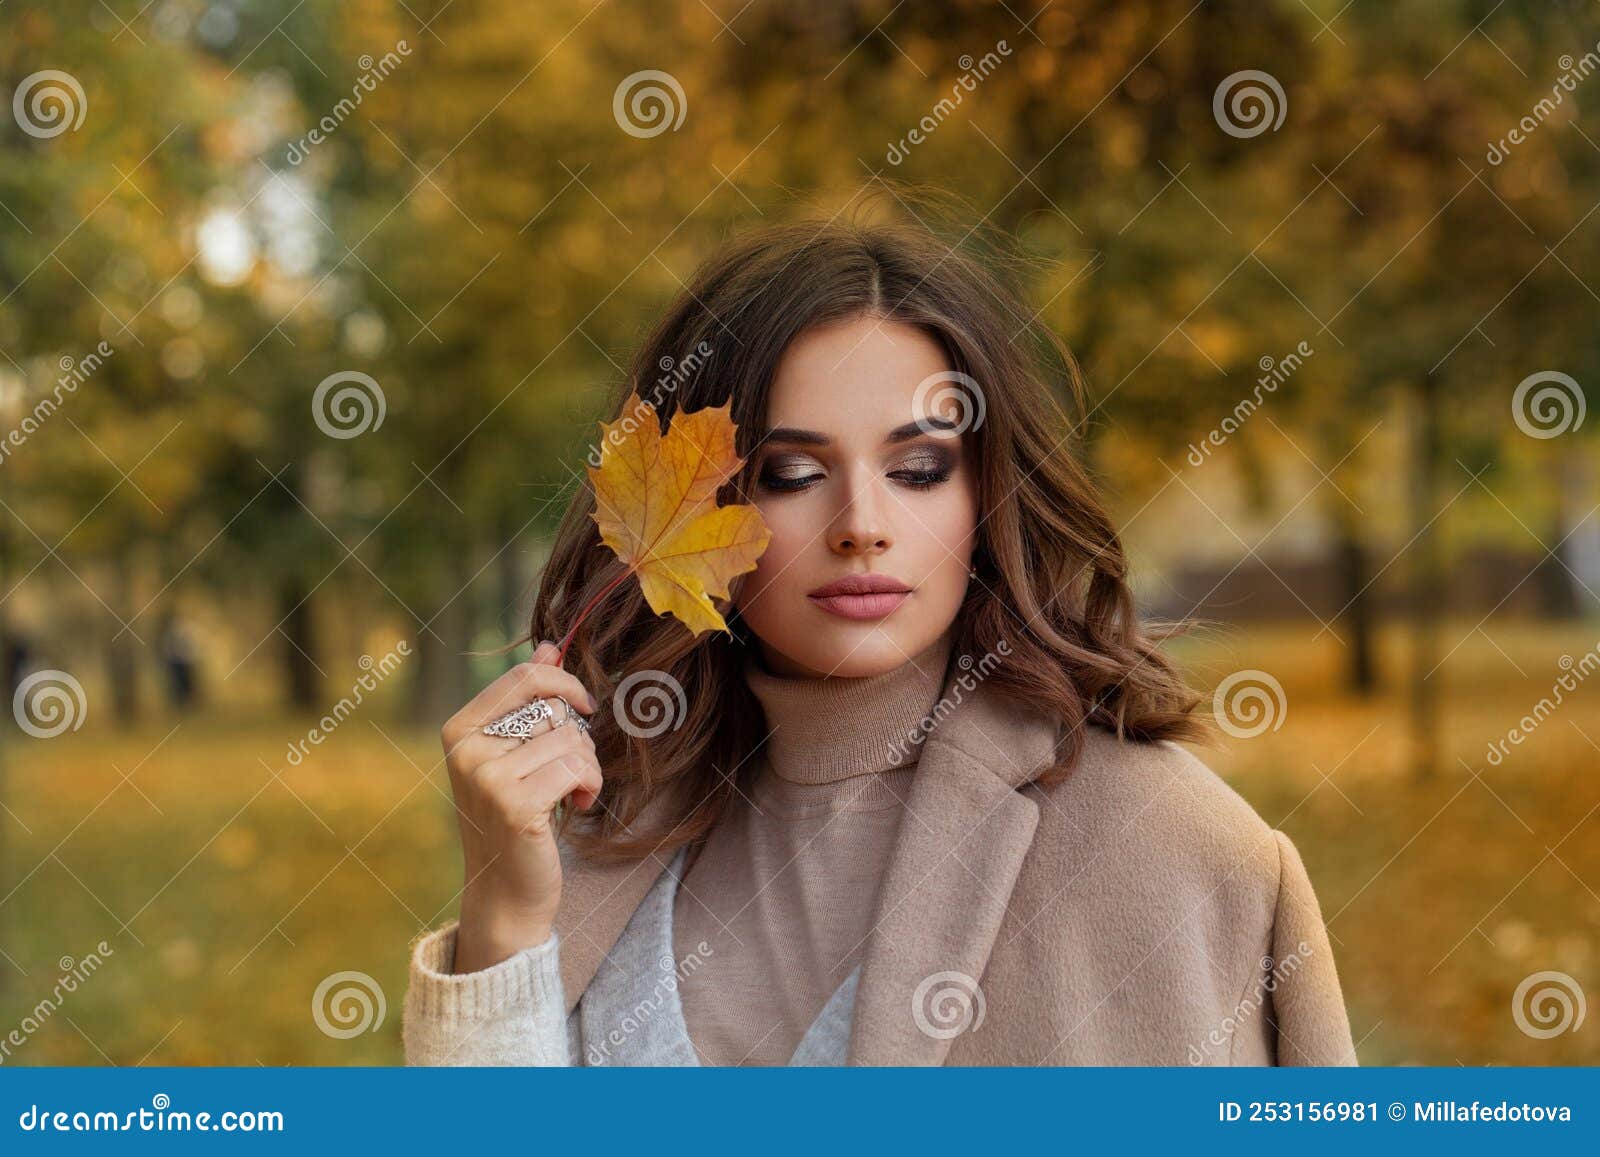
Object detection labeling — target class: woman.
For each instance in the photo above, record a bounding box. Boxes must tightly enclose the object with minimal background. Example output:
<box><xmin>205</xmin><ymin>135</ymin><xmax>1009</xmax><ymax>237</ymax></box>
<box><xmin>401</xmin><ymin>214</ymin><xmax>1358</xmax><ymax>1067</ymax></box>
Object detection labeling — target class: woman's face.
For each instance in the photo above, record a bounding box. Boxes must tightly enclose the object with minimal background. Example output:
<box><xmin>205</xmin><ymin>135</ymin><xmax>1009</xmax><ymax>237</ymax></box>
<box><xmin>734</xmin><ymin>315</ymin><xmax>981</xmax><ymax>678</ymax></box>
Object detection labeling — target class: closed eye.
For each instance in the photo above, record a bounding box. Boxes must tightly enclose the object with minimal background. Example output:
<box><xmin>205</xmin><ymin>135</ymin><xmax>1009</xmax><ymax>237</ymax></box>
<box><xmin>756</xmin><ymin>451</ymin><xmax>824</xmax><ymax>492</ymax></box>
<box><xmin>890</xmin><ymin>467</ymin><xmax>951</xmax><ymax>489</ymax></box>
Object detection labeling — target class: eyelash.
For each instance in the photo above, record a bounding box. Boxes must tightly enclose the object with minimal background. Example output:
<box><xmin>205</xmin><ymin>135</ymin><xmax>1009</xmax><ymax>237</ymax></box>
<box><xmin>758</xmin><ymin>463</ymin><xmax>952</xmax><ymax>493</ymax></box>
<box><xmin>893</xmin><ymin>467</ymin><xmax>951</xmax><ymax>490</ymax></box>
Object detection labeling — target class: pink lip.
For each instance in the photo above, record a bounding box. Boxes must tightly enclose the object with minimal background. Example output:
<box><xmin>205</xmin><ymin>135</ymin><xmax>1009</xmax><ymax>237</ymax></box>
<box><xmin>809</xmin><ymin>591</ymin><xmax>911</xmax><ymax>620</ymax></box>
<box><xmin>807</xmin><ymin>574</ymin><xmax>912</xmax><ymax>620</ymax></box>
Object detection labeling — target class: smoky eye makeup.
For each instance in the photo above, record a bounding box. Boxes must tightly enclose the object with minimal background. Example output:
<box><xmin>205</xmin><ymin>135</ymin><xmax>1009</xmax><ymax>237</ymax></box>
<box><xmin>756</xmin><ymin>441</ymin><xmax>959</xmax><ymax>494</ymax></box>
<box><xmin>889</xmin><ymin>438</ymin><xmax>947</xmax><ymax>483</ymax></box>
<box><xmin>756</xmin><ymin>454</ymin><xmax>824</xmax><ymax>492</ymax></box>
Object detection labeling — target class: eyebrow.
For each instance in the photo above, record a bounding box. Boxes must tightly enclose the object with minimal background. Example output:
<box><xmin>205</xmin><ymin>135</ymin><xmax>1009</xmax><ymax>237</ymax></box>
<box><xmin>759</xmin><ymin>415</ymin><xmax>959</xmax><ymax>447</ymax></box>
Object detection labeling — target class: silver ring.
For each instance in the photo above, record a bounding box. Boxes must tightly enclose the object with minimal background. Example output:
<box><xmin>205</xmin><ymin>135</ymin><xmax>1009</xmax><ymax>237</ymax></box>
<box><xmin>483</xmin><ymin>695</ymin><xmax>590</xmax><ymax>741</ymax></box>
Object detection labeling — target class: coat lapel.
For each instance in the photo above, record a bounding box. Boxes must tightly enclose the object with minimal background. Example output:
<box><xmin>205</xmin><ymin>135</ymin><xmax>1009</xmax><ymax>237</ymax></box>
<box><xmin>552</xmin><ymin>664</ymin><xmax>1062</xmax><ymax>1059</ymax></box>
<box><xmin>845</xmin><ymin>674</ymin><xmax>1059</xmax><ymax>1065</ymax></box>
<box><xmin>551</xmin><ymin>793</ymin><xmax>678</xmax><ymax>1017</ymax></box>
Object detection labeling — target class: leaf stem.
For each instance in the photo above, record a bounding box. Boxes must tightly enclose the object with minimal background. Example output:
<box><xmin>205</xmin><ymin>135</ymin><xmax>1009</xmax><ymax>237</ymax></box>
<box><xmin>555</xmin><ymin>566</ymin><xmax>634</xmax><ymax>666</ymax></box>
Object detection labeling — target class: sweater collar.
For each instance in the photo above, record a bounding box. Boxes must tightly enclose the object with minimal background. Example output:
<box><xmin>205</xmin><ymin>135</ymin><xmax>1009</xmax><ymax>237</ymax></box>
<box><xmin>740</xmin><ymin>629</ymin><xmax>956</xmax><ymax>785</ymax></box>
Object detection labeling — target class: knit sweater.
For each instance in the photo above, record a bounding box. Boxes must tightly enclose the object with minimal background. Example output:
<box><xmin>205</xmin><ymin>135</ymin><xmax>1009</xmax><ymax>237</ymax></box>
<box><xmin>401</xmin><ymin>632</ymin><xmax>954</xmax><ymax>1066</ymax></box>
<box><xmin>673</xmin><ymin>629</ymin><xmax>955</xmax><ymax>1064</ymax></box>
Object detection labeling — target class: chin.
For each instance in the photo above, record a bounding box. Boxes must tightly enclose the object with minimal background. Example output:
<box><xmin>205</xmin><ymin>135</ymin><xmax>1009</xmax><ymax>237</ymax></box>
<box><xmin>771</xmin><ymin>622</ymin><xmax>930</xmax><ymax>679</ymax></box>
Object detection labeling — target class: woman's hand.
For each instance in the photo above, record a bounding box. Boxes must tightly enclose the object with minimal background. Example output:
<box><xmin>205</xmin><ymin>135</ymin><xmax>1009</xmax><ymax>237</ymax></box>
<box><xmin>440</xmin><ymin>640</ymin><xmax>601</xmax><ymax>975</ymax></box>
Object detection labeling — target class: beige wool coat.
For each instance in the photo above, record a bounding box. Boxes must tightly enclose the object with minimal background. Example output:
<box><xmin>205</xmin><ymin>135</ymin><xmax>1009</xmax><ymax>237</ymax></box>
<box><xmin>547</xmin><ymin>669</ymin><xmax>1359</xmax><ymax>1066</ymax></box>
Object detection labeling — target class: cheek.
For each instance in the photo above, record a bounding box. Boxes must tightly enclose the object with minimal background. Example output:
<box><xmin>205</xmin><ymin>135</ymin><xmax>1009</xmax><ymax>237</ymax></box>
<box><xmin>737</xmin><ymin>500</ymin><xmax>811</xmax><ymax>608</ymax></box>
<box><xmin>915</xmin><ymin>481</ymin><xmax>980</xmax><ymax>563</ymax></box>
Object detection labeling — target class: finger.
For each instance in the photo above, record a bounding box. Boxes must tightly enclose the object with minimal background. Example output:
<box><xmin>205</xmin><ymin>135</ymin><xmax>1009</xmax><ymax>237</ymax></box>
<box><xmin>451</xmin><ymin>701</ymin><xmax>595</xmax><ymax>771</ymax></box>
<box><xmin>473</xmin><ymin>662</ymin><xmax>596</xmax><ymax>721</ymax></box>
<box><xmin>445</xmin><ymin>727</ymin><xmax>530</xmax><ymax>769</ymax></box>
<box><xmin>481</xmin><ymin>734</ymin><xmax>602</xmax><ymax>816</ymax></box>
<box><xmin>473</xmin><ymin>719</ymin><xmax>591</xmax><ymax>785</ymax></box>
<box><xmin>525</xmin><ymin>751</ymin><xmax>603</xmax><ymax>817</ymax></box>
<box><xmin>446</xmin><ymin>655</ymin><xmax>597</xmax><ymax>743</ymax></box>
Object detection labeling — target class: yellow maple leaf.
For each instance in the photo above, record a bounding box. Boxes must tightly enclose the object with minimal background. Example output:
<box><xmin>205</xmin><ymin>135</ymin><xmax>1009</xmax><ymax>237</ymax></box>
<box><xmin>585</xmin><ymin>393</ymin><xmax>772</xmax><ymax>636</ymax></box>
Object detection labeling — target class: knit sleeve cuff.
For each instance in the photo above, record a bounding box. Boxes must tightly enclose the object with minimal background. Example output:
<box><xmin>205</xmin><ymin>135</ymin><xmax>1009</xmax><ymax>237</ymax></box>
<box><xmin>402</xmin><ymin>921</ymin><xmax>570</xmax><ymax>1066</ymax></box>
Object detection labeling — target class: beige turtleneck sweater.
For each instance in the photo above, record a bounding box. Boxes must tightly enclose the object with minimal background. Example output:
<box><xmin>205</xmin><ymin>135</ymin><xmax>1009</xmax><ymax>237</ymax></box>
<box><xmin>670</xmin><ymin>628</ymin><xmax>955</xmax><ymax>1066</ymax></box>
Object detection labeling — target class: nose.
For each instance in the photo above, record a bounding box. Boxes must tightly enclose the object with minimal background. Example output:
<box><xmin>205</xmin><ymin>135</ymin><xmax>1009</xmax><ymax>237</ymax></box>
<box><xmin>829</xmin><ymin>475</ymin><xmax>892</xmax><ymax>556</ymax></box>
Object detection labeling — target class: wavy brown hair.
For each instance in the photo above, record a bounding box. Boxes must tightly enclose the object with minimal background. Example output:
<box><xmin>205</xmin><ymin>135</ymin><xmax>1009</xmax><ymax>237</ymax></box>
<box><xmin>530</xmin><ymin>207</ymin><xmax>1205</xmax><ymax>865</ymax></box>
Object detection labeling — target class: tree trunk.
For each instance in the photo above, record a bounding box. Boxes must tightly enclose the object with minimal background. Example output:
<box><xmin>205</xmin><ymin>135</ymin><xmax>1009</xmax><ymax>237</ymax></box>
<box><xmin>409</xmin><ymin>548</ymin><xmax>475</xmax><ymax>726</ymax></box>
<box><xmin>105</xmin><ymin>552</ymin><xmax>141</xmax><ymax>727</ymax></box>
<box><xmin>1408</xmin><ymin>376</ymin><xmax>1442</xmax><ymax>780</ymax></box>
<box><xmin>278</xmin><ymin>574</ymin><xmax>322</xmax><ymax>710</ymax></box>
<box><xmin>1332</xmin><ymin>513</ymin><xmax>1378</xmax><ymax>696</ymax></box>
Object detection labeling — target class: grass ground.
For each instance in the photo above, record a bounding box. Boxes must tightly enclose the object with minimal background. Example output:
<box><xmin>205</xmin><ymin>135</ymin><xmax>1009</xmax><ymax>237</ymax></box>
<box><xmin>1</xmin><ymin>617</ymin><xmax>1596</xmax><ymax>1065</ymax></box>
